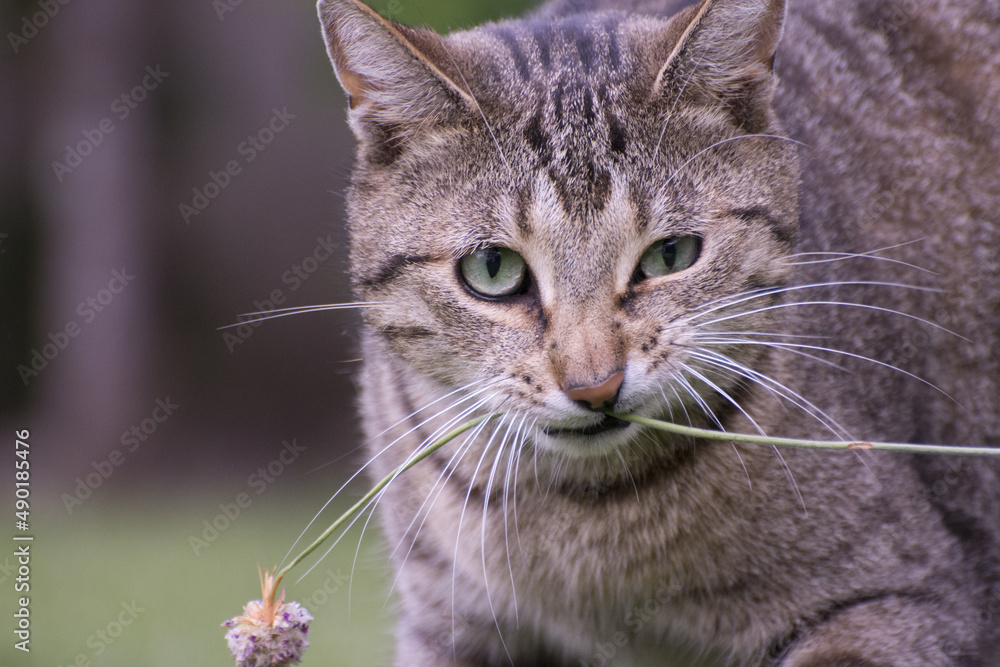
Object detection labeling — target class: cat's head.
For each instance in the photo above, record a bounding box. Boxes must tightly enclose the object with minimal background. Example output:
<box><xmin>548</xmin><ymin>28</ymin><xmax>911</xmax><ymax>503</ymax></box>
<box><xmin>319</xmin><ymin>0</ymin><xmax>799</xmax><ymax>458</ymax></box>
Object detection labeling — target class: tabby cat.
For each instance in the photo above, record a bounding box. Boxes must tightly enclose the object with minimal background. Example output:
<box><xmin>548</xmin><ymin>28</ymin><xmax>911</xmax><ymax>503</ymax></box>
<box><xmin>316</xmin><ymin>0</ymin><xmax>1000</xmax><ymax>664</ymax></box>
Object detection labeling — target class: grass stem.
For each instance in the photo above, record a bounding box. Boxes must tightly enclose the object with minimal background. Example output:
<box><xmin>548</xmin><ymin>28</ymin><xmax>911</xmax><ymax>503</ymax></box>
<box><xmin>276</xmin><ymin>414</ymin><xmax>492</xmax><ymax>581</ymax></box>
<box><xmin>608</xmin><ymin>411</ymin><xmax>1000</xmax><ymax>457</ymax></box>
<box><xmin>277</xmin><ymin>410</ymin><xmax>998</xmax><ymax>582</ymax></box>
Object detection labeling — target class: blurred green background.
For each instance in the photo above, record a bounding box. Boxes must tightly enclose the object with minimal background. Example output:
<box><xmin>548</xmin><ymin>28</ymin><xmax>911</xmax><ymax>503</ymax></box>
<box><xmin>0</xmin><ymin>1</ymin><xmax>533</xmax><ymax>665</ymax></box>
<box><xmin>0</xmin><ymin>489</ymin><xmax>396</xmax><ymax>666</ymax></box>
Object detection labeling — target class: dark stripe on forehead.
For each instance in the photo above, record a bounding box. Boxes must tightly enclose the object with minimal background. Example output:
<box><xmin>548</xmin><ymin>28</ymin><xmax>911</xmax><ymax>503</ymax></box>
<box><xmin>607</xmin><ymin>113</ymin><xmax>628</xmax><ymax>155</ymax></box>
<box><xmin>730</xmin><ymin>207</ymin><xmax>796</xmax><ymax>247</ymax></box>
<box><xmin>592</xmin><ymin>169</ymin><xmax>612</xmax><ymax>212</ymax></box>
<box><xmin>603</xmin><ymin>16</ymin><xmax>622</xmax><ymax>71</ymax></box>
<box><xmin>528</xmin><ymin>21</ymin><xmax>554</xmax><ymax>71</ymax></box>
<box><xmin>575</xmin><ymin>28</ymin><xmax>595</xmax><ymax>72</ymax></box>
<box><xmin>559</xmin><ymin>14</ymin><xmax>600</xmax><ymax>73</ymax></box>
<box><xmin>360</xmin><ymin>253</ymin><xmax>434</xmax><ymax>288</ymax></box>
<box><xmin>524</xmin><ymin>102</ymin><xmax>552</xmax><ymax>163</ymax></box>
<box><xmin>552</xmin><ymin>78</ymin><xmax>565</xmax><ymax>123</ymax></box>
<box><xmin>490</xmin><ymin>27</ymin><xmax>531</xmax><ymax>81</ymax></box>
<box><xmin>547</xmin><ymin>167</ymin><xmax>573</xmax><ymax>217</ymax></box>
<box><xmin>545</xmin><ymin>163</ymin><xmax>614</xmax><ymax>218</ymax></box>
<box><xmin>629</xmin><ymin>181</ymin><xmax>650</xmax><ymax>232</ymax></box>
<box><xmin>516</xmin><ymin>186</ymin><xmax>534</xmax><ymax>237</ymax></box>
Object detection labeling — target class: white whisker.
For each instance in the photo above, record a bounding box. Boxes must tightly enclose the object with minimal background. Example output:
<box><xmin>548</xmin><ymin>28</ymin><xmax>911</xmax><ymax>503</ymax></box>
<box><xmin>615</xmin><ymin>446</ymin><xmax>641</xmax><ymax>503</ymax></box>
<box><xmin>218</xmin><ymin>302</ymin><xmax>383</xmax><ymax>329</ymax></box>
<box><xmin>780</xmin><ymin>239</ymin><xmax>936</xmax><ymax>275</ymax></box>
<box><xmin>511</xmin><ymin>417</ymin><xmax>536</xmax><ymax>570</ymax></box>
<box><xmin>389</xmin><ymin>395</ymin><xmax>505</xmax><ymax>564</ymax></box>
<box><xmin>442</xmin><ymin>49</ymin><xmax>512</xmax><ymax>179</ymax></box>
<box><xmin>680</xmin><ymin>363</ymin><xmax>767</xmax><ymax>436</ymax></box>
<box><xmin>481</xmin><ymin>417</ymin><xmax>517</xmax><ymax>629</ymax></box>
<box><xmin>685</xmin><ymin>348</ymin><xmax>851</xmax><ymax>440</ymax></box>
<box><xmin>782</xmin><ymin>253</ymin><xmax>935</xmax><ymax>274</ymax></box>
<box><xmin>676</xmin><ymin>281</ymin><xmax>945</xmax><ymax>331</ymax></box>
<box><xmin>452</xmin><ymin>413</ymin><xmax>515</xmax><ymax>666</ymax></box>
<box><xmin>500</xmin><ymin>412</ymin><xmax>530</xmax><ymax>625</ymax></box>
<box><xmin>280</xmin><ymin>379</ymin><xmax>500</xmax><ymax>569</ymax></box>
<box><xmin>391</xmin><ymin>416</ymin><xmax>494</xmax><ymax>593</ymax></box>
<box><xmin>701</xmin><ymin>338</ymin><xmax>961</xmax><ymax>406</ymax></box>
<box><xmin>307</xmin><ymin>379</ymin><xmax>502</xmax><ymax>476</ymax></box>
<box><xmin>654</xmin><ymin>54</ymin><xmax>702</xmax><ymax>156</ymax></box>
<box><xmin>692</xmin><ymin>296</ymin><xmax>962</xmax><ymax>343</ymax></box>
<box><xmin>665</xmin><ymin>134</ymin><xmax>805</xmax><ymax>189</ymax></box>
<box><xmin>673</xmin><ymin>366</ymin><xmax>726</xmax><ymax>431</ymax></box>
<box><xmin>689</xmin><ymin>334</ymin><xmax>850</xmax><ymax>373</ymax></box>
<box><xmin>385</xmin><ymin>421</ymin><xmax>488</xmax><ymax>600</ymax></box>
<box><xmin>661</xmin><ymin>373</ymin><xmax>695</xmax><ymax>427</ymax></box>
<box><xmin>785</xmin><ymin>238</ymin><xmax>927</xmax><ymax>258</ymax></box>
<box><xmin>306</xmin><ymin>396</ymin><xmax>499</xmax><ymax>586</ymax></box>
<box><xmin>768</xmin><ymin>442</ymin><xmax>807</xmax><ymax>517</ymax></box>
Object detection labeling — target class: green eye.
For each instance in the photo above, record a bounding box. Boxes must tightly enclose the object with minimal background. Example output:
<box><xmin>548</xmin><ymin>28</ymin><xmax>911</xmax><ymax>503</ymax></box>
<box><xmin>638</xmin><ymin>236</ymin><xmax>702</xmax><ymax>279</ymax></box>
<box><xmin>459</xmin><ymin>247</ymin><xmax>529</xmax><ymax>298</ymax></box>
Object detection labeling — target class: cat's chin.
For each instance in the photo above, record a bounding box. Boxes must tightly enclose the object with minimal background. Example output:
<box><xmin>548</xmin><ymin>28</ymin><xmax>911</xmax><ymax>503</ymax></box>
<box><xmin>538</xmin><ymin>415</ymin><xmax>636</xmax><ymax>457</ymax></box>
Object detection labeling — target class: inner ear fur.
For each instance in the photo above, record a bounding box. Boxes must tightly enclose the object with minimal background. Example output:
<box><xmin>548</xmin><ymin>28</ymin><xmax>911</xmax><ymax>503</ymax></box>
<box><xmin>651</xmin><ymin>0</ymin><xmax>786</xmax><ymax>132</ymax></box>
<box><xmin>317</xmin><ymin>0</ymin><xmax>478</xmax><ymax>142</ymax></box>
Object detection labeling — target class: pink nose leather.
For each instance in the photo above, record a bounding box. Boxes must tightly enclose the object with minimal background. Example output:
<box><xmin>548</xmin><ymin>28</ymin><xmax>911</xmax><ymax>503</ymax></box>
<box><xmin>565</xmin><ymin>370</ymin><xmax>624</xmax><ymax>410</ymax></box>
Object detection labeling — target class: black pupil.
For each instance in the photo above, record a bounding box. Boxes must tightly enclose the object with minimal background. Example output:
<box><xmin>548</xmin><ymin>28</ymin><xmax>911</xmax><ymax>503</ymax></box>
<box><xmin>485</xmin><ymin>248</ymin><xmax>503</xmax><ymax>279</ymax></box>
<box><xmin>660</xmin><ymin>240</ymin><xmax>678</xmax><ymax>269</ymax></box>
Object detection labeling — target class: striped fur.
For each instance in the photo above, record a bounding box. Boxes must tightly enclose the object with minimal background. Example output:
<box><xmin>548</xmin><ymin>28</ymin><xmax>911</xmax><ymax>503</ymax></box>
<box><xmin>317</xmin><ymin>0</ymin><xmax>1000</xmax><ymax>664</ymax></box>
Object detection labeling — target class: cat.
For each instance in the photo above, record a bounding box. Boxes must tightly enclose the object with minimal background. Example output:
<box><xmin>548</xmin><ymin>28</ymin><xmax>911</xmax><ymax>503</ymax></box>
<box><xmin>316</xmin><ymin>0</ymin><xmax>1000</xmax><ymax>664</ymax></box>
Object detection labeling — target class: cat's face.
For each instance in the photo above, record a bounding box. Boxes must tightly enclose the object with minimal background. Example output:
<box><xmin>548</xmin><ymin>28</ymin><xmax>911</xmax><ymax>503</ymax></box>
<box><xmin>323</xmin><ymin>0</ymin><xmax>799</xmax><ymax>458</ymax></box>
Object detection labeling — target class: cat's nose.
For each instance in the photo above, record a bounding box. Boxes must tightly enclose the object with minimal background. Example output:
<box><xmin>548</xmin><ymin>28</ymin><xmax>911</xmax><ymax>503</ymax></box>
<box><xmin>565</xmin><ymin>370</ymin><xmax>624</xmax><ymax>411</ymax></box>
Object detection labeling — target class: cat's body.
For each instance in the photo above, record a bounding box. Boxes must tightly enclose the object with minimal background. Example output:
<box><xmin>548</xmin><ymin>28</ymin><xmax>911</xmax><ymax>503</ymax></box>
<box><xmin>317</xmin><ymin>0</ymin><xmax>1000</xmax><ymax>664</ymax></box>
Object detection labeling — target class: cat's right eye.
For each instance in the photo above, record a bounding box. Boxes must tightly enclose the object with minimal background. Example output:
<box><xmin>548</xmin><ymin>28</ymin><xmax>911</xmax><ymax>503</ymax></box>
<box><xmin>459</xmin><ymin>247</ymin><xmax>529</xmax><ymax>299</ymax></box>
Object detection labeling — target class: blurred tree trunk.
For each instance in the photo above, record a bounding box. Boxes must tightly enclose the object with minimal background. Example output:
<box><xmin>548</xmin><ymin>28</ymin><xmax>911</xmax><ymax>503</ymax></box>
<box><xmin>28</xmin><ymin>0</ymin><xmax>159</xmax><ymax>475</ymax></box>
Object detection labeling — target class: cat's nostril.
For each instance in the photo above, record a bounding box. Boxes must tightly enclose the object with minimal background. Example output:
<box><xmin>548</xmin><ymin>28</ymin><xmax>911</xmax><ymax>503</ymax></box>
<box><xmin>565</xmin><ymin>370</ymin><xmax>625</xmax><ymax>411</ymax></box>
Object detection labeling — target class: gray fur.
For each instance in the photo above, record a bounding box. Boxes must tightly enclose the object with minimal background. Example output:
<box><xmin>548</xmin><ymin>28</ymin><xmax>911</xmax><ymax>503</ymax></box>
<box><xmin>317</xmin><ymin>0</ymin><xmax>1000</xmax><ymax>664</ymax></box>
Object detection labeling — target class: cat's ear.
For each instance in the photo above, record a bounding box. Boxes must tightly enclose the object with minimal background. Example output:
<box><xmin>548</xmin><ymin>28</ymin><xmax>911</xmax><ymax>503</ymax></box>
<box><xmin>317</xmin><ymin>0</ymin><xmax>476</xmax><ymax>154</ymax></box>
<box><xmin>652</xmin><ymin>0</ymin><xmax>785</xmax><ymax>132</ymax></box>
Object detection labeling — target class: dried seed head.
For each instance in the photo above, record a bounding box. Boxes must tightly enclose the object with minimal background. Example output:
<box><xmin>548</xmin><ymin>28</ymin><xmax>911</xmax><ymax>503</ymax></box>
<box><xmin>223</xmin><ymin>568</ymin><xmax>312</xmax><ymax>667</ymax></box>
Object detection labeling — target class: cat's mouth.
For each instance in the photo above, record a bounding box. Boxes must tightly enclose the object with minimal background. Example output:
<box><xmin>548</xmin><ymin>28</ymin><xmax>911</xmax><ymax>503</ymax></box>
<box><xmin>543</xmin><ymin>415</ymin><xmax>631</xmax><ymax>438</ymax></box>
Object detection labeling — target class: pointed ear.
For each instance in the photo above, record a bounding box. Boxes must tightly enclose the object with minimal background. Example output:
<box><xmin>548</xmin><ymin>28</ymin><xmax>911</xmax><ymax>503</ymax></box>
<box><xmin>653</xmin><ymin>0</ymin><xmax>786</xmax><ymax>132</ymax></box>
<box><xmin>317</xmin><ymin>0</ymin><xmax>477</xmax><ymax>158</ymax></box>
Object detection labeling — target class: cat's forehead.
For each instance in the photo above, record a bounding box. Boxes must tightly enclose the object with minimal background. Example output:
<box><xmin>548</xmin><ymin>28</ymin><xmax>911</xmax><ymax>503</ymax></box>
<box><xmin>441</xmin><ymin>13</ymin><xmax>661</xmax><ymax>223</ymax></box>
<box><xmin>479</xmin><ymin>14</ymin><xmax>631</xmax><ymax>83</ymax></box>
<box><xmin>450</xmin><ymin>12</ymin><xmax>651</xmax><ymax>117</ymax></box>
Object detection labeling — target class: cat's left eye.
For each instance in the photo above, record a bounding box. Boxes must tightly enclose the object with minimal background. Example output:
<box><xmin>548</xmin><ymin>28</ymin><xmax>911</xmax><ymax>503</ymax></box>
<box><xmin>636</xmin><ymin>235</ymin><xmax>702</xmax><ymax>280</ymax></box>
<box><xmin>459</xmin><ymin>247</ymin><xmax>529</xmax><ymax>298</ymax></box>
